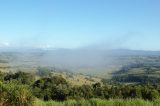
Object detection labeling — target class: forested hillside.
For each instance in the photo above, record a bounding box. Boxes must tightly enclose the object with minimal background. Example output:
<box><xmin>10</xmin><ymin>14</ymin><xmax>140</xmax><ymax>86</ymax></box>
<box><xmin>1</xmin><ymin>70</ymin><xmax>160</xmax><ymax>106</ymax></box>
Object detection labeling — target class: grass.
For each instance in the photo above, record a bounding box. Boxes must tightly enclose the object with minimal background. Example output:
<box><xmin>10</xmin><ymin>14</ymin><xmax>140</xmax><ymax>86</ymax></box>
<box><xmin>34</xmin><ymin>98</ymin><xmax>160</xmax><ymax>106</ymax></box>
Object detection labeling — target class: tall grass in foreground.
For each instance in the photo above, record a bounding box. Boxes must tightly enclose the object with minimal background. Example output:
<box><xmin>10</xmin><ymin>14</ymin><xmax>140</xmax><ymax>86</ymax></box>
<box><xmin>34</xmin><ymin>98</ymin><xmax>160</xmax><ymax>106</ymax></box>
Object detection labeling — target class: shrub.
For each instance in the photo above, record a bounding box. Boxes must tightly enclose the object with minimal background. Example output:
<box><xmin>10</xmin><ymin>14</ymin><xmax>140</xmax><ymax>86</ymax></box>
<box><xmin>0</xmin><ymin>81</ymin><xmax>34</xmax><ymax>106</ymax></box>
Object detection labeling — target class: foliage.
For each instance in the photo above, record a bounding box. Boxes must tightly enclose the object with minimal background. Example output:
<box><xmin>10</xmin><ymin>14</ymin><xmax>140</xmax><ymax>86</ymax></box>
<box><xmin>0</xmin><ymin>81</ymin><xmax>34</xmax><ymax>106</ymax></box>
<box><xmin>14</xmin><ymin>70</ymin><xmax>160</xmax><ymax>102</ymax></box>
<box><xmin>0</xmin><ymin>70</ymin><xmax>160</xmax><ymax>105</ymax></box>
<box><xmin>32</xmin><ymin>76</ymin><xmax>70</xmax><ymax>101</ymax></box>
<box><xmin>4</xmin><ymin>71</ymin><xmax>35</xmax><ymax>85</ymax></box>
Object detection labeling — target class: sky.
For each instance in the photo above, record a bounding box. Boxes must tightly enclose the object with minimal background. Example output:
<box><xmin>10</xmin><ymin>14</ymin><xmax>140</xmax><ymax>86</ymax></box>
<box><xmin>0</xmin><ymin>0</ymin><xmax>160</xmax><ymax>50</ymax></box>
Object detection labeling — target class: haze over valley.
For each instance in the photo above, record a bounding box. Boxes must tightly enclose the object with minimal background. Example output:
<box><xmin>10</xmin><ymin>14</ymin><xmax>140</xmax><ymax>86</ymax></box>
<box><xmin>1</xmin><ymin>0</ymin><xmax>160</xmax><ymax>106</ymax></box>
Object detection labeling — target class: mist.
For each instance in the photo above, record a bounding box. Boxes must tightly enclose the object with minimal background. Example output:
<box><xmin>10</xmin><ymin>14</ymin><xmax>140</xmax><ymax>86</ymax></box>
<box><xmin>1</xmin><ymin>46</ymin><xmax>160</xmax><ymax>75</ymax></box>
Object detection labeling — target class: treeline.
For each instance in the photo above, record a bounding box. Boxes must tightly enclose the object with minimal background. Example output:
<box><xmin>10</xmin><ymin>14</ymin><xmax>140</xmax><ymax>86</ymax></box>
<box><xmin>0</xmin><ymin>71</ymin><xmax>160</xmax><ymax>106</ymax></box>
<box><xmin>113</xmin><ymin>63</ymin><xmax>160</xmax><ymax>75</ymax></box>
<box><xmin>112</xmin><ymin>63</ymin><xmax>160</xmax><ymax>84</ymax></box>
<box><xmin>113</xmin><ymin>63</ymin><xmax>145</xmax><ymax>74</ymax></box>
<box><xmin>32</xmin><ymin>77</ymin><xmax>160</xmax><ymax>101</ymax></box>
<box><xmin>112</xmin><ymin>74</ymin><xmax>160</xmax><ymax>84</ymax></box>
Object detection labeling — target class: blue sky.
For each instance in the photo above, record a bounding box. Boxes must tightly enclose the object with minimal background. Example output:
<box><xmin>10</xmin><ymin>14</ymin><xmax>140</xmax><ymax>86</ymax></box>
<box><xmin>0</xmin><ymin>0</ymin><xmax>160</xmax><ymax>50</ymax></box>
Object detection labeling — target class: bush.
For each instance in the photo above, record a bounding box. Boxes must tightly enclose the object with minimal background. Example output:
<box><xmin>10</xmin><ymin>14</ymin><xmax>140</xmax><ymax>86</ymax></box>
<box><xmin>0</xmin><ymin>81</ymin><xmax>34</xmax><ymax>106</ymax></box>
